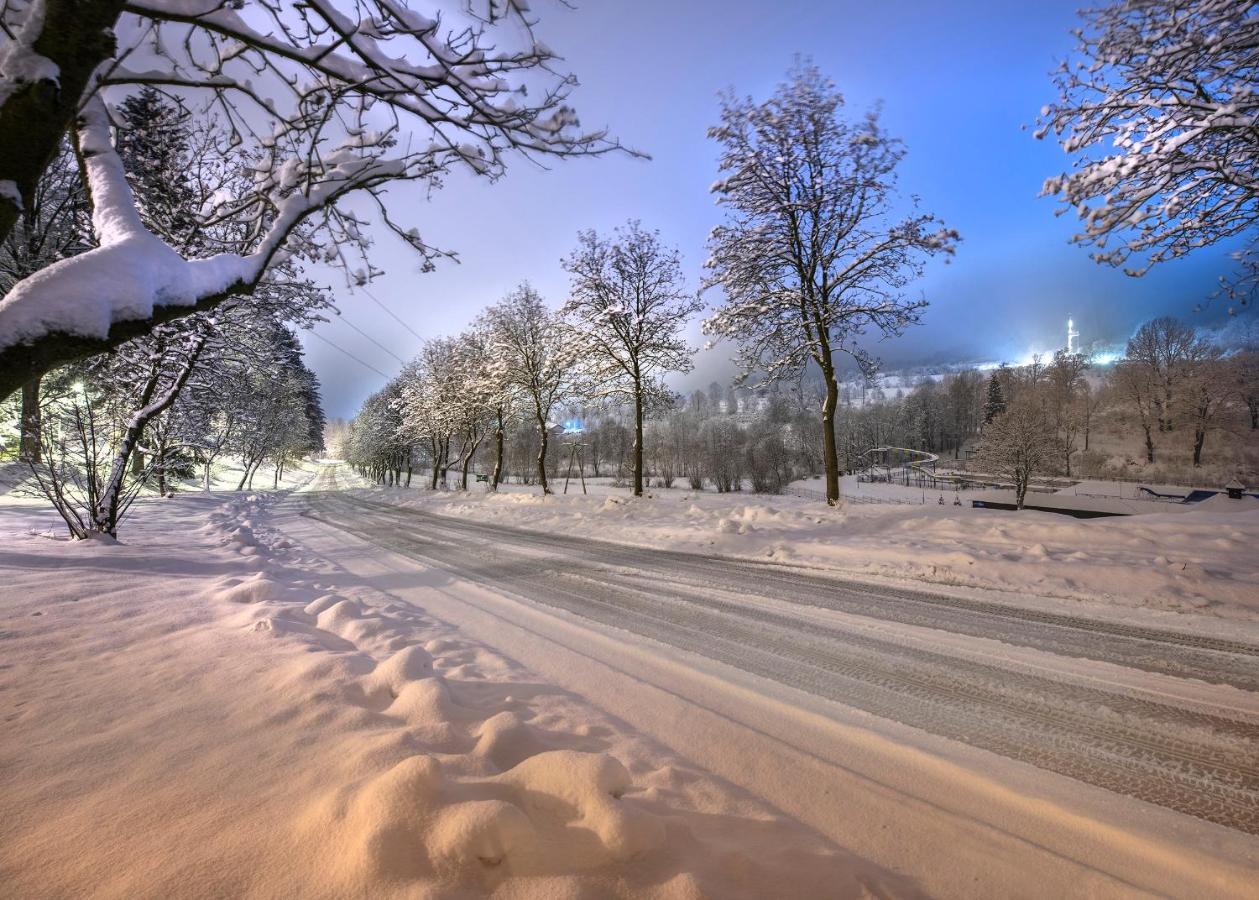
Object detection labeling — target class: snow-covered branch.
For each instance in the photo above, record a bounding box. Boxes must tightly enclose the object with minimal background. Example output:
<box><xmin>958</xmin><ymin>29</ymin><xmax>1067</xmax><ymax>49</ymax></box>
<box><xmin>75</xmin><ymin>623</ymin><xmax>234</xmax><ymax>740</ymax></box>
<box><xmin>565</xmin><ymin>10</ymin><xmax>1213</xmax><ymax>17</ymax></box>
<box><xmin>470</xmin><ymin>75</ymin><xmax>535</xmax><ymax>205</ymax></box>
<box><xmin>1038</xmin><ymin>0</ymin><xmax>1257</xmax><ymax>289</ymax></box>
<box><xmin>0</xmin><ymin>0</ymin><xmax>629</xmax><ymax>397</ymax></box>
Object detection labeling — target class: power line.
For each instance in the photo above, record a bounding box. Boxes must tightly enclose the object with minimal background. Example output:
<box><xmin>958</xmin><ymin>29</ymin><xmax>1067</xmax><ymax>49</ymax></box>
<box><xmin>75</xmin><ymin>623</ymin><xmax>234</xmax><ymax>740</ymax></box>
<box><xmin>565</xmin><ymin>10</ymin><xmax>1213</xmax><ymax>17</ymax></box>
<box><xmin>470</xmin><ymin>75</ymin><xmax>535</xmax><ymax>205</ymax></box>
<box><xmin>307</xmin><ymin>330</ymin><xmax>394</xmax><ymax>380</ymax></box>
<box><xmin>361</xmin><ymin>286</ymin><xmax>425</xmax><ymax>342</ymax></box>
<box><xmin>335</xmin><ymin>312</ymin><xmax>408</xmax><ymax>365</ymax></box>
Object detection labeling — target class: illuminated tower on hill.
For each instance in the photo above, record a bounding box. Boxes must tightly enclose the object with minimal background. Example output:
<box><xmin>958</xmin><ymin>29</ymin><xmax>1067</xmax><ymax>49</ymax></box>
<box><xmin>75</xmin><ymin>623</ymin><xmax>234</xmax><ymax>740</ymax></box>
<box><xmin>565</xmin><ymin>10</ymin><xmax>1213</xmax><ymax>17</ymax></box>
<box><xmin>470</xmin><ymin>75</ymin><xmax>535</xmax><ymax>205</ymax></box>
<box><xmin>1066</xmin><ymin>317</ymin><xmax>1080</xmax><ymax>354</ymax></box>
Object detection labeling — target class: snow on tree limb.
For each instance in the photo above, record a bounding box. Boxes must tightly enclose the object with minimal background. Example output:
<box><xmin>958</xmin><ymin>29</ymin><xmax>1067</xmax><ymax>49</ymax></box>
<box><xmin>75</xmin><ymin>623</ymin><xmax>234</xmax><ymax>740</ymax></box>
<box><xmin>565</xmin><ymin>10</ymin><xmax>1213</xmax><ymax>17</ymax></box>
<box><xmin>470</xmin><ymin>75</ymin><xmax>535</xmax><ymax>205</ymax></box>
<box><xmin>0</xmin><ymin>0</ymin><xmax>629</xmax><ymax>397</ymax></box>
<box><xmin>0</xmin><ymin>93</ymin><xmax>408</xmax><ymax>359</ymax></box>
<box><xmin>1038</xmin><ymin>0</ymin><xmax>1257</xmax><ymax>297</ymax></box>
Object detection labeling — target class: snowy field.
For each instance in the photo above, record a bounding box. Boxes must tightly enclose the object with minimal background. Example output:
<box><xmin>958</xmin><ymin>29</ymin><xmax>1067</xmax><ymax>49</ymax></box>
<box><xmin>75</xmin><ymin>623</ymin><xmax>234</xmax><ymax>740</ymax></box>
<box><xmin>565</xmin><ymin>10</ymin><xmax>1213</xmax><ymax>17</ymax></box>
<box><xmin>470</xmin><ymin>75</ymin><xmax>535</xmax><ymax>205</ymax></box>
<box><xmin>365</xmin><ymin>473</ymin><xmax>1259</xmax><ymax>621</ymax></box>
<box><xmin>0</xmin><ymin>488</ymin><xmax>909</xmax><ymax>898</ymax></box>
<box><xmin>3</xmin><ymin>467</ymin><xmax>1258</xmax><ymax>899</ymax></box>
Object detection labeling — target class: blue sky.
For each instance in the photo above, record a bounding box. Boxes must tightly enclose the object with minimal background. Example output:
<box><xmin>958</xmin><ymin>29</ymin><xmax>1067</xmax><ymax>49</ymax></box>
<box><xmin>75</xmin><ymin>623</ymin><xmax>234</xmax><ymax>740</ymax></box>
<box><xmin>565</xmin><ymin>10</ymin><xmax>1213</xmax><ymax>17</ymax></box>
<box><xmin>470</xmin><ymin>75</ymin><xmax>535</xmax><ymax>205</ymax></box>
<box><xmin>303</xmin><ymin>0</ymin><xmax>1241</xmax><ymax>419</ymax></box>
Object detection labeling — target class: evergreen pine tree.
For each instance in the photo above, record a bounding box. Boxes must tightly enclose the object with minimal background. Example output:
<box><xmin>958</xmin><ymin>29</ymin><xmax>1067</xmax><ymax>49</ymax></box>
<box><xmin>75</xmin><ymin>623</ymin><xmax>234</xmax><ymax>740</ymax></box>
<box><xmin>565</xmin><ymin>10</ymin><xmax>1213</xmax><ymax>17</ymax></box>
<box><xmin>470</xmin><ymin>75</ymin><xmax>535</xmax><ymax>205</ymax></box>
<box><xmin>272</xmin><ymin>325</ymin><xmax>326</xmax><ymax>455</ymax></box>
<box><xmin>115</xmin><ymin>88</ymin><xmax>198</xmax><ymax>248</ymax></box>
<box><xmin>984</xmin><ymin>371</ymin><xmax>1006</xmax><ymax>424</ymax></box>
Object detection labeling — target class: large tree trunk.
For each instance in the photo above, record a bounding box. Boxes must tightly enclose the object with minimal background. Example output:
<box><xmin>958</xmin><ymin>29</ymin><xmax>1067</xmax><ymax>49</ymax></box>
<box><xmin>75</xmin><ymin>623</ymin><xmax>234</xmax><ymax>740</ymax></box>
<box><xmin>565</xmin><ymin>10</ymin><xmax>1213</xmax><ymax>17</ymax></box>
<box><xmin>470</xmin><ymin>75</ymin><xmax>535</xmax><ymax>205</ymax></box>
<box><xmin>491</xmin><ymin>410</ymin><xmax>505</xmax><ymax>491</ymax></box>
<box><xmin>1193</xmin><ymin>427</ymin><xmax>1206</xmax><ymax>467</ymax></box>
<box><xmin>632</xmin><ymin>381</ymin><xmax>645</xmax><ymax>497</ymax></box>
<box><xmin>536</xmin><ymin>413</ymin><xmax>551</xmax><ymax>494</ymax></box>
<box><xmin>19</xmin><ymin>376</ymin><xmax>41</xmax><ymax>462</ymax></box>
<box><xmin>820</xmin><ymin>367</ymin><xmax>840</xmax><ymax>506</ymax></box>
<box><xmin>459</xmin><ymin>438</ymin><xmax>481</xmax><ymax>490</ymax></box>
<box><xmin>0</xmin><ymin>0</ymin><xmax>126</xmax><ymax>248</ymax></box>
<box><xmin>1142</xmin><ymin>425</ymin><xmax>1155</xmax><ymax>463</ymax></box>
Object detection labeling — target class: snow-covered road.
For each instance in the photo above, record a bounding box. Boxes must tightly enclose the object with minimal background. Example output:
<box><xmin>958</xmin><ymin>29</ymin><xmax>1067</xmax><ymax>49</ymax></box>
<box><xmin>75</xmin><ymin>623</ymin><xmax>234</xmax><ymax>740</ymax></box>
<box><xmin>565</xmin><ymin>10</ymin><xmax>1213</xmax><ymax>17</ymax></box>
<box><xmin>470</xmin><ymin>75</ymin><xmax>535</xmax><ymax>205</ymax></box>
<box><xmin>299</xmin><ymin>485</ymin><xmax>1259</xmax><ymax>833</ymax></box>
<box><xmin>269</xmin><ymin>465</ymin><xmax>1259</xmax><ymax>896</ymax></box>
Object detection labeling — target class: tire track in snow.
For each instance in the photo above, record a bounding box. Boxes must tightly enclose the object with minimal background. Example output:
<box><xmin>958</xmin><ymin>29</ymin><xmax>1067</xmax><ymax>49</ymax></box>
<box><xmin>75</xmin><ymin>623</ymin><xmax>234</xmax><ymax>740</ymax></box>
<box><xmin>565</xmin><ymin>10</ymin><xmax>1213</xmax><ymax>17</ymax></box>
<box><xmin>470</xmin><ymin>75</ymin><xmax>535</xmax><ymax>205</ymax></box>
<box><xmin>297</xmin><ymin>483</ymin><xmax>1259</xmax><ymax>835</ymax></box>
<box><xmin>332</xmin><ymin>490</ymin><xmax>1259</xmax><ymax>688</ymax></box>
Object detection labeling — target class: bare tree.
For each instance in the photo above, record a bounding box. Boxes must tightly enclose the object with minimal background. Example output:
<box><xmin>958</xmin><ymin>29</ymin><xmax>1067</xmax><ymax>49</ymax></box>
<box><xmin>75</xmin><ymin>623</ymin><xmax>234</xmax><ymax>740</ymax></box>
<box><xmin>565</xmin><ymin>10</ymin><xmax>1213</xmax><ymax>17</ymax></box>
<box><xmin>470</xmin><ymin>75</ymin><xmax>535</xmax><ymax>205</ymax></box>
<box><xmin>0</xmin><ymin>0</ymin><xmax>627</xmax><ymax>398</ymax></box>
<box><xmin>978</xmin><ymin>398</ymin><xmax>1058</xmax><ymax>510</ymax></box>
<box><xmin>1235</xmin><ymin>347</ymin><xmax>1259</xmax><ymax>430</ymax></box>
<box><xmin>1179</xmin><ymin>348</ymin><xmax>1232</xmax><ymax>466</ymax></box>
<box><xmin>1111</xmin><ymin>358</ymin><xmax>1160</xmax><ymax>463</ymax></box>
<box><xmin>1124</xmin><ymin>316</ymin><xmax>1205</xmax><ymax>431</ymax></box>
<box><xmin>1046</xmin><ymin>349</ymin><xmax>1090</xmax><ymax>475</ymax></box>
<box><xmin>1039</xmin><ymin>0</ymin><xmax>1257</xmax><ymax>308</ymax></box>
<box><xmin>1080</xmin><ymin>379</ymin><xmax>1104</xmax><ymax>452</ymax></box>
<box><xmin>562</xmin><ymin>221</ymin><xmax>701</xmax><ymax>497</ymax></box>
<box><xmin>484</xmin><ymin>284</ymin><xmax>575</xmax><ymax>494</ymax></box>
<box><xmin>25</xmin><ymin>323</ymin><xmax>208</xmax><ymax>537</ymax></box>
<box><xmin>703</xmin><ymin>63</ymin><xmax>958</xmax><ymax>505</ymax></box>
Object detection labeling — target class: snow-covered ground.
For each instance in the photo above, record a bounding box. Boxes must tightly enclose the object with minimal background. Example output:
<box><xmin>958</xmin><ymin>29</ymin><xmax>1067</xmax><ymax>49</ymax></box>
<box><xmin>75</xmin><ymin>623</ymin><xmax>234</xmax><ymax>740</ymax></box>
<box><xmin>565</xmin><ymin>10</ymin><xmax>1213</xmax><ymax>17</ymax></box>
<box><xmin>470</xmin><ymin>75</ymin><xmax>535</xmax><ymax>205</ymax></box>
<box><xmin>0</xmin><ymin>489</ymin><xmax>906</xmax><ymax>898</ymax></box>
<box><xmin>3</xmin><ymin>468</ymin><xmax>1258</xmax><ymax>898</ymax></box>
<box><xmin>0</xmin><ymin>455</ymin><xmax>318</xmax><ymax>506</ymax></box>
<box><xmin>364</xmin><ymin>474</ymin><xmax>1259</xmax><ymax>621</ymax></box>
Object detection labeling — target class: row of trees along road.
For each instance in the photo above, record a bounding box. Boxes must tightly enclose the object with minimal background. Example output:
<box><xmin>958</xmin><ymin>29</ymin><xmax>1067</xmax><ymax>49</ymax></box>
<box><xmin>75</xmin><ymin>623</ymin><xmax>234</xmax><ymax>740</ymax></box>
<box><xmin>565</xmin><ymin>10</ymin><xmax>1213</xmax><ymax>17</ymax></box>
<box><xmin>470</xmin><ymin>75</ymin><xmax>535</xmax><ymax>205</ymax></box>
<box><xmin>343</xmin><ymin>314</ymin><xmax>1255</xmax><ymax>509</ymax></box>
<box><xmin>346</xmin><ymin>220</ymin><xmax>703</xmax><ymax>498</ymax></box>
<box><xmin>345</xmin><ymin>66</ymin><xmax>959</xmax><ymax>506</ymax></box>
